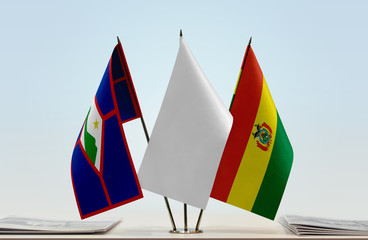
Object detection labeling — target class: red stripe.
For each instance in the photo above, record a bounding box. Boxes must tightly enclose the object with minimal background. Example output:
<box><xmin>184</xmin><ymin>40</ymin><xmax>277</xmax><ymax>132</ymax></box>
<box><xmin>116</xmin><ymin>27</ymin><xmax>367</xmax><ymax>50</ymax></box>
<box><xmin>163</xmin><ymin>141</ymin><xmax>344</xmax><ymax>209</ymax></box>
<box><xmin>120</xmin><ymin>115</ymin><xmax>140</xmax><ymax>124</ymax></box>
<box><xmin>78</xmin><ymin>139</ymin><xmax>101</xmax><ymax>178</ymax></box>
<box><xmin>78</xmin><ymin>138</ymin><xmax>112</xmax><ymax>206</ymax></box>
<box><xmin>74</xmin><ymin>117</ymin><xmax>86</xmax><ymax>149</ymax></box>
<box><xmin>80</xmin><ymin>194</ymin><xmax>143</xmax><ymax>219</ymax></box>
<box><xmin>113</xmin><ymin>76</ymin><xmax>127</xmax><ymax>84</ymax></box>
<box><xmin>95</xmin><ymin>96</ymin><xmax>106</xmax><ymax>175</ymax></box>
<box><xmin>211</xmin><ymin>46</ymin><xmax>264</xmax><ymax>202</ymax></box>
<box><xmin>108</xmin><ymin>58</ymin><xmax>143</xmax><ymax>198</ymax></box>
<box><xmin>94</xmin><ymin>93</ymin><xmax>117</xmax><ymax>121</ymax></box>
<box><xmin>99</xmin><ymin>171</ymin><xmax>113</xmax><ymax>206</ymax></box>
<box><xmin>116</xmin><ymin>41</ymin><xmax>142</xmax><ymax>118</ymax></box>
<box><xmin>100</xmin><ymin>118</ymin><xmax>105</xmax><ymax>173</ymax></box>
<box><xmin>102</xmin><ymin>109</ymin><xmax>117</xmax><ymax>120</ymax></box>
<box><xmin>94</xmin><ymin>95</ymin><xmax>104</xmax><ymax>119</ymax></box>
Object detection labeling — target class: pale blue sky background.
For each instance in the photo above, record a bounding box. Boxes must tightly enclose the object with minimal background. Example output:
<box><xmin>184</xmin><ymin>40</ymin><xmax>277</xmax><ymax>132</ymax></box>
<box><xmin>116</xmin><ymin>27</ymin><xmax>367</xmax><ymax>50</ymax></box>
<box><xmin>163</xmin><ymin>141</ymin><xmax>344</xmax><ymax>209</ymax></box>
<box><xmin>0</xmin><ymin>0</ymin><xmax>368</xmax><ymax>223</ymax></box>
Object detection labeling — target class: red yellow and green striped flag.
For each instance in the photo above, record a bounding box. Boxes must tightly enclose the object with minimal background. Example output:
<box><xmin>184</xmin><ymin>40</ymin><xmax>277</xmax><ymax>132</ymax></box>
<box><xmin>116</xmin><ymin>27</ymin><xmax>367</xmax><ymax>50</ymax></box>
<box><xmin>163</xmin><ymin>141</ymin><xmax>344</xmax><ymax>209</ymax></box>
<box><xmin>211</xmin><ymin>41</ymin><xmax>293</xmax><ymax>220</ymax></box>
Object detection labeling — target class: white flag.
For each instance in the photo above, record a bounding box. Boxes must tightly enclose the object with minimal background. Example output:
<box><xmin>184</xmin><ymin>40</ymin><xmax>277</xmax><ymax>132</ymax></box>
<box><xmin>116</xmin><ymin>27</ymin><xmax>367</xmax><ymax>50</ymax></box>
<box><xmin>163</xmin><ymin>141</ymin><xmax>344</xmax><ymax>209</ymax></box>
<box><xmin>138</xmin><ymin>37</ymin><xmax>233</xmax><ymax>209</ymax></box>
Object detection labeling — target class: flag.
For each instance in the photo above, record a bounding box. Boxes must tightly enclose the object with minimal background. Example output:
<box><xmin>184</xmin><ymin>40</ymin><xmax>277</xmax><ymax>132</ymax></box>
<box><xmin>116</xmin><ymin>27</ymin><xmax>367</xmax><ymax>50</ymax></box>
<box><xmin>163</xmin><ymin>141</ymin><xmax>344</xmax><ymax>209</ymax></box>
<box><xmin>71</xmin><ymin>40</ymin><xmax>143</xmax><ymax>219</ymax></box>
<box><xmin>211</xmin><ymin>43</ymin><xmax>293</xmax><ymax>220</ymax></box>
<box><xmin>138</xmin><ymin>37</ymin><xmax>233</xmax><ymax>209</ymax></box>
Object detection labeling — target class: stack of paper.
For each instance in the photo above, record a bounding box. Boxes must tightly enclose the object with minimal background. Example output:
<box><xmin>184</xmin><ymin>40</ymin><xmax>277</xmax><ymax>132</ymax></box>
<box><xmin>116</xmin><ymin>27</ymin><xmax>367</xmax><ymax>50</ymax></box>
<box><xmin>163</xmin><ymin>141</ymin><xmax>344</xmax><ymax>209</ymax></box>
<box><xmin>0</xmin><ymin>217</ymin><xmax>119</xmax><ymax>234</ymax></box>
<box><xmin>280</xmin><ymin>215</ymin><xmax>368</xmax><ymax>236</ymax></box>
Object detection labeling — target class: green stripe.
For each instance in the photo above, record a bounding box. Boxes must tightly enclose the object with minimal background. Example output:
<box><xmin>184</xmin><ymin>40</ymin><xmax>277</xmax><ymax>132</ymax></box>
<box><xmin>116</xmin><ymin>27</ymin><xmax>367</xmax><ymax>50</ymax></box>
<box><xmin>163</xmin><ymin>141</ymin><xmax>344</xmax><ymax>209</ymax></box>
<box><xmin>84</xmin><ymin>108</ymin><xmax>98</xmax><ymax>165</ymax></box>
<box><xmin>229</xmin><ymin>93</ymin><xmax>236</xmax><ymax>110</ymax></box>
<box><xmin>251</xmin><ymin>111</ymin><xmax>293</xmax><ymax>220</ymax></box>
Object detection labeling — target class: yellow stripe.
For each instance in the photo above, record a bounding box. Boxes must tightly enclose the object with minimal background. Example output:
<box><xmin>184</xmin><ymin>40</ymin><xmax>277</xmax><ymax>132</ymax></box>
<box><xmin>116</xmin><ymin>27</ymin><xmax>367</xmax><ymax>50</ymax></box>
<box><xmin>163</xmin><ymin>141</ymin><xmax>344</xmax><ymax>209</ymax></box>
<box><xmin>226</xmin><ymin>78</ymin><xmax>277</xmax><ymax>210</ymax></box>
<box><xmin>233</xmin><ymin>69</ymin><xmax>242</xmax><ymax>95</ymax></box>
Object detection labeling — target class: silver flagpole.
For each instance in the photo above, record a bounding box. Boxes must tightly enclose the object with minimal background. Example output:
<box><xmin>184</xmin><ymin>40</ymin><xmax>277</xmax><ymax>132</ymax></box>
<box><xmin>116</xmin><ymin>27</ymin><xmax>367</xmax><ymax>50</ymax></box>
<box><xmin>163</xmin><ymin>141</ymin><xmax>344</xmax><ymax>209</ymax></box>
<box><xmin>195</xmin><ymin>209</ymin><xmax>203</xmax><ymax>231</ymax></box>
<box><xmin>184</xmin><ymin>203</ymin><xmax>188</xmax><ymax>232</ymax></box>
<box><xmin>177</xmin><ymin>30</ymin><xmax>203</xmax><ymax>234</ymax></box>
<box><xmin>180</xmin><ymin>30</ymin><xmax>189</xmax><ymax>234</ymax></box>
<box><xmin>139</xmin><ymin>115</ymin><xmax>177</xmax><ymax>232</ymax></box>
<box><xmin>164</xmin><ymin>196</ymin><xmax>177</xmax><ymax>231</ymax></box>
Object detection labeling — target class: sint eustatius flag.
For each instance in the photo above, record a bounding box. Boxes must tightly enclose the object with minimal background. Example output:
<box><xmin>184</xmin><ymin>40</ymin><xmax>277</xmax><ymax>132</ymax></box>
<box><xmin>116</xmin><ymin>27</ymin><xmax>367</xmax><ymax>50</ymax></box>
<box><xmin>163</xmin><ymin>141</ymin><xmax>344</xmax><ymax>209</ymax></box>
<box><xmin>211</xmin><ymin>43</ymin><xmax>293</xmax><ymax>220</ymax></box>
<box><xmin>71</xmin><ymin>41</ymin><xmax>143</xmax><ymax>219</ymax></box>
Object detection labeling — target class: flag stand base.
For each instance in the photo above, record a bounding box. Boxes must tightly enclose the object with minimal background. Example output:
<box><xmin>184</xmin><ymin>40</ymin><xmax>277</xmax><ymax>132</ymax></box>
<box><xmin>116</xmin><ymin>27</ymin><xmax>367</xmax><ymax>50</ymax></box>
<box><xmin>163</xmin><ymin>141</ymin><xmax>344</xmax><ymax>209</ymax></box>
<box><xmin>165</xmin><ymin>202</ymin><xmax>204</xmax><ymax>234</ymax></box>
<box><xmin>169</xmin><ymin>229</ymin><xmax>203</xmax><ymax>234</ymax></box>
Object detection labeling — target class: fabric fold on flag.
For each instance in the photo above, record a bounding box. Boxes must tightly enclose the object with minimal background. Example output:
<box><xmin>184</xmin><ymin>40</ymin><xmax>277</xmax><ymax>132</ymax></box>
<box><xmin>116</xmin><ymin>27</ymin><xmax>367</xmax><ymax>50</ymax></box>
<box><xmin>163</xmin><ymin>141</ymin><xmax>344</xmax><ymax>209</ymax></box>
<box><xmin>211</xmin><ymin>44</ymin><xmax>293</xmax><ymax>220</ymax></box>
<box><xmin>71</xmin><ymin>41</ymin><xmax>143</xmax><ymax>219</ymax></box>
<box><xmin>138</xmin><ymin>37</ymin><xmax>233</xmax><ymax>209</ymax></box>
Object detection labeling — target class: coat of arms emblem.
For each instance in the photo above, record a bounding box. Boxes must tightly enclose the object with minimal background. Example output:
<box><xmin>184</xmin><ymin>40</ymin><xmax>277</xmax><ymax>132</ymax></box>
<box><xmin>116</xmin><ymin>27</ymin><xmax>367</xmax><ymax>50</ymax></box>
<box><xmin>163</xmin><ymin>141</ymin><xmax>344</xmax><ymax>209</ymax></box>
<box><xmin>252</xmin><ymin>122</ymin><xmax>272</xmax><ymax>151</ymax></box>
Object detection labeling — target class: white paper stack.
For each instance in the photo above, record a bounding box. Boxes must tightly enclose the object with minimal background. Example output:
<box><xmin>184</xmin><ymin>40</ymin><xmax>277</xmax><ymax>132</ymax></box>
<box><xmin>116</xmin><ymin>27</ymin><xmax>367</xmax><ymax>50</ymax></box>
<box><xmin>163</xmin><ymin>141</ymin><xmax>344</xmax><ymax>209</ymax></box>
<box><xmin>280</xmin><ymin>215</ymin><xmax>368</xmax><ymax>236</ymax></box>
<box><xmin>0</xmin><ymin>216</ymin><xmax>119</xmax><ymax>234</ymax></box>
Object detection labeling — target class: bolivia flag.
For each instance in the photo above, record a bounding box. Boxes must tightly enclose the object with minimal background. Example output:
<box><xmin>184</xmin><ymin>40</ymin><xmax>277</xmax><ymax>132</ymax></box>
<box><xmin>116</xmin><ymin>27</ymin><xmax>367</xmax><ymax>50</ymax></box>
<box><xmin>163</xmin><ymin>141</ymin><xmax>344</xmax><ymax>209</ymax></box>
<box><xmin>71</xmin><ymin>40</ymin><xmax>143</xmax><ymax>219</ymax></box>
<box><xmin>211</xmin><ymin>43</ymin><xmax>293</xmax><ymax>220</ymax></box>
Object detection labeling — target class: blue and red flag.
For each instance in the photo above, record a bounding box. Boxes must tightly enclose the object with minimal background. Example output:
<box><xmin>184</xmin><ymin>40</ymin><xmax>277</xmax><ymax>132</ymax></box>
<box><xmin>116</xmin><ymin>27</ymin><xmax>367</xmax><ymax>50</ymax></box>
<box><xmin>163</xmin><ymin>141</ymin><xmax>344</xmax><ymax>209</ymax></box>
<box><xmin>71</xmin><ymin>40</ymin><xmax>143</xmax><ymax>219</ymax></box>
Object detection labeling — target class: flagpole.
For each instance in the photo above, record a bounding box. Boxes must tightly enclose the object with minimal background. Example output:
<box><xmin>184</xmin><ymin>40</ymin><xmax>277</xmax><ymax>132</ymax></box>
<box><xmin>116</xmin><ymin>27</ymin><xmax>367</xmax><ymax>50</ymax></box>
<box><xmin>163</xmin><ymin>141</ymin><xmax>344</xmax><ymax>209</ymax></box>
<box><xmin>184</xmin><ymin>203</ymin><xmax>188</xmax><ymax>232</ymax></box>
<box><xmin>229</xmin><ymin>36</ymin><xmax>253</xmax><ymax>110</ymax></box>
<box><xmin>139</xmin><ymin>117</ymin><xmax>150</xmax><ymax>143</ymax></box>
<box><xmin>164</xmin><ymin>195</ymin><xmax>177</xmax><ymax>231</ymax></box>
<box><xmin>116</xmin><ymin>36</ymin><xmax>177</xmax><ymax>232</ymax></box>
<box><xmin>240</xmin><ymin>36</ymin><xmax>252</xmax><ymax>72</ymax></box>
<box><xmin>180</xmin><ymin>29</ymin><xmax>204</xmax><ymax>234</ymax></box>
<box><xmin>140</xmin><ymin>116</ymin><xmax>177</xmax><ymax>231</ymax></box>
<box><xmin>179</xmin><ymin>29</ymin><xmax>190</xmax><ymax>233</ymax></box>
<box><xmin>180</xmin><ymin>30</ymin><xmax>191</xmax><ymax>233</ymax></box>
<box><xmin>195</xmin><ymin>209</ymin><xmax>203</xmax><ymax>231</ymax></box>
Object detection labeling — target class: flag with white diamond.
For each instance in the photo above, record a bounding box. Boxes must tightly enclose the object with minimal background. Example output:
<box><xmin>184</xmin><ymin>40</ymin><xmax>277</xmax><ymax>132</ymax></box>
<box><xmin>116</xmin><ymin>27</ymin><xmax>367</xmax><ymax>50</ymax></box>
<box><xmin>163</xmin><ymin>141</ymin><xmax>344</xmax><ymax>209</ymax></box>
<box><xmin>71</xmin><ymin>40</ymin><xmax>143</xmax><ymax>219</ymax></box>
